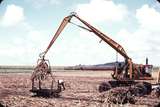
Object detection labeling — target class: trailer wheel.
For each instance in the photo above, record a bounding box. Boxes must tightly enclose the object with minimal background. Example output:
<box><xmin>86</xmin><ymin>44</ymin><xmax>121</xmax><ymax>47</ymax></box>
<box><xmin>99</xmin><ymin>82</ymin><xmax>111</xmax><ymax>93</ymax></box>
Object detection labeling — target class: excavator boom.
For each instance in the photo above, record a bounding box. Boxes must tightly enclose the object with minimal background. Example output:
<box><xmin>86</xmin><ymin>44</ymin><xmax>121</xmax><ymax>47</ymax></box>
<box><xmin>40</xmin><ymin>13</ymin><xmax>132</xmax><ymax>80</ymax></box>
<box><xmin>43</xmin><ymin>13</ymin><xmax>130</xmax><ymax>61</ymax></box>
<box><xmin>73</xmin><ymin>14</ymin><xmax>130</xmax><ymax>60</ymax></box>
<box><xmin>42</xmin><ymin>15</ymin><xmax>73</xmax><ymax>57</ymax></box>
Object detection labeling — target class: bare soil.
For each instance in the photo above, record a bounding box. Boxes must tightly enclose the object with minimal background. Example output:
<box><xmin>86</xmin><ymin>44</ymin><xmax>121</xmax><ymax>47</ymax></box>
<box><xmin>0</xmin><ymin>71</ymin><xmax>159</xmax><ymax>107</ymax></box>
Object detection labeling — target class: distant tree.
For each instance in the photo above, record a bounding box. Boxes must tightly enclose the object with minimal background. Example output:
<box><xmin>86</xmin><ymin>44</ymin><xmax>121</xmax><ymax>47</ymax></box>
<box><xmin>0</xmin><ymin>0</ymin><xmax>3</xmax><ymax>4</ymax></box>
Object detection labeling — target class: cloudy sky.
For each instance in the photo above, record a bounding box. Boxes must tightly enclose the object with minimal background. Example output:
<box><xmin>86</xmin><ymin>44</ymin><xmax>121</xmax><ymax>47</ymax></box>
<box><xmin>0</xmin><ymin>0</ymin><xmax>160</xmax><ymax>66</ymax></box>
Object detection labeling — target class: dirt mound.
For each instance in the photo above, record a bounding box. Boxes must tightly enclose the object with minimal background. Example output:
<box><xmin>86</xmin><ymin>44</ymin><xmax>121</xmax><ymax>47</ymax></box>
<box><xmin>151</xmin><ymin>88</ymin><xmax>160</xmax><ymax>98</ymax></box>
<box><xmin>99</xmin><ymin>87</ymin><xmax>135</xmax><ymax>104</ymax></box>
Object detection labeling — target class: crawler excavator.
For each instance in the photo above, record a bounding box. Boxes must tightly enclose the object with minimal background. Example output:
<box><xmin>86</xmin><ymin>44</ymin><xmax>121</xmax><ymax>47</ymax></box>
<box><xmin>31</xmin><ymin>12</ymin><xmax>154</xmax><ymax>97</ymax></box>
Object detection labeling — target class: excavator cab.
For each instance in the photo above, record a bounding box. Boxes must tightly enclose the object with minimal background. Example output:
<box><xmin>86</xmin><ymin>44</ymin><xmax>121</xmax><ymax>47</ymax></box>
<box><xmin>135</xmin><ymin>64</ymin><xmax>153</xmax><ymax>80</ymax></box>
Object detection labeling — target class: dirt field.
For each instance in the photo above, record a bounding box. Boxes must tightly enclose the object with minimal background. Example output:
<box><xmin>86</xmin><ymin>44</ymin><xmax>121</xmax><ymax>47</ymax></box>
<box><xmin>0</xmin><ymin>70</ymin><xmax>160</xmax><ymax>107</ymax></box>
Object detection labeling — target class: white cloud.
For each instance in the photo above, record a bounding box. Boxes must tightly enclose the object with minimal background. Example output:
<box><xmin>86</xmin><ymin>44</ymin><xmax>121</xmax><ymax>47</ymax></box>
<box><xmin>0</xmin><ymin>29</ymin><xmax>51</xmax><ymax>65</ymax></box>
<box><xmin>117</xmin><ymin>29</ymin><xmax>151</xmax><ymax>52</ymax></box>
<box><xmin>0</xmin><ymin>43</ymin><xmax>33</xmax><ymax>65</ymax></box>
<box><xmin>28</xmin><ymin>30</ymin><xmax>45</xmax><ymax>43</ymax></box>
<box><xmin>46</xmin><ymin>28</ymin><xmax>118</xmax><ymax>66</ymax></box>
<box><xmin>114</xmin><ymin>4</ymin><xmax>160</xmax><ymax>65</ymax></box>
<box><xmin>1</xmin><ymin>4</ymin><xmax>25</xmax><ymax>27</ymax></box>
<box><xmin>26</xmin><ymin>0</ymin><xmax>60</xmax><ymax>9</ymax></box>
<box><xmin>116</xmin><ymin>28</ymin><xmax>160</xmax><ymax>65</ymax></box>
<box><xmin>76</xmin><ymin>0</ymin><xmax>128</xmax><ymax>23</ymax></box>
<box><xmin>136</xmin><ymin>4</ymin><xmax>160</xmax><ymax>31</ymax></box>
<box><xmin>135</xmin><ymin>4</ymin><xmax>160</xmax><ymax>55</ymax></box>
